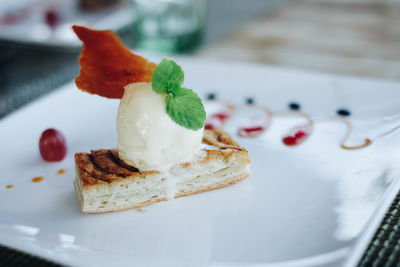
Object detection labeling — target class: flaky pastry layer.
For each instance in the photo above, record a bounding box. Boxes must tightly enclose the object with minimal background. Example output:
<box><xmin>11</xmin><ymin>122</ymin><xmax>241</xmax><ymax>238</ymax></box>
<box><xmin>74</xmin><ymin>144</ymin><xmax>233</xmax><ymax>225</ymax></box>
<box><xmin>74</xmin><ymin>129</ymin><xmax>250</xmax><ymax>213</ymax></box>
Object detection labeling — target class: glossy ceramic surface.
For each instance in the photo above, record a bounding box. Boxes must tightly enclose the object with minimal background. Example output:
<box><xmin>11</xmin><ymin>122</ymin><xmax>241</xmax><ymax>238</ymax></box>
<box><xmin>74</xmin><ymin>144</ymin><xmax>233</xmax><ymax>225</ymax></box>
<box><xmin>0</xmin><ymin>58</ymin><xmax>399</xmax><ymax>266</ymax></box>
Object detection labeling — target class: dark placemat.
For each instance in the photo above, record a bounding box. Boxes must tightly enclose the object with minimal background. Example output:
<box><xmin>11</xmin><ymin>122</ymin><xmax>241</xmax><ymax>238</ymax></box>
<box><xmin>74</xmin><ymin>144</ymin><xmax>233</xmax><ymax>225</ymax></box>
<box><xmin>0</xmin><ymin>43</ymin><xmax>79</xmax><ymax>119</ymax></box>
<box><xmin>0</xmin><ymin>244</ymin><xmax>60</xmax><ymax>267</ymax></box>
<box><xmin>358</xmin><ymin>194</ymin><xmax>400</xmax><ymax>266</ymax></box>
<box><xmin>0</xmin><ymin>31</ymin><xmax>135</xmax><ymax>119</ymax></box>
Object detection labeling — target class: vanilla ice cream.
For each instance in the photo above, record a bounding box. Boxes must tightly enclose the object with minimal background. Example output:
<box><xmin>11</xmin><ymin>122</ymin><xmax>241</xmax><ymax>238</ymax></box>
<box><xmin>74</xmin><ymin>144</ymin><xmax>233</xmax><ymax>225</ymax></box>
<box><xmin>117</xmin><ymin>82</ymin><xmax>204</xmax><ymax>171</ymax></box>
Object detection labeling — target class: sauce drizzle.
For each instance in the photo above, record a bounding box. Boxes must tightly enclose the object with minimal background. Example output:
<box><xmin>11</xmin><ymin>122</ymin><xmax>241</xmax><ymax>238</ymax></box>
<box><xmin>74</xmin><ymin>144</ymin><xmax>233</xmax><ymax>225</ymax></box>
<box><xmin>32</xmin><ymin>176</ymin><xmax>43</xmax><ymax>183</ymax></box>
<box><xmin>205</xmin><ymin>98</ymin><xmax>372</xmax><ymax>150</ymax></box>
<box><xmin>136</xmin><ymin>208</ymin><xmax>146</xmax><ymax>213</ymax></box>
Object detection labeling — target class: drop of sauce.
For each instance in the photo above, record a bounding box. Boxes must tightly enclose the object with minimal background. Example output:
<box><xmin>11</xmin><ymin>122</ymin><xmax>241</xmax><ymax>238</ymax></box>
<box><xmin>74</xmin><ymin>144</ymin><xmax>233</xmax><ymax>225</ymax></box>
<box><xmin>283</xmin><ymin>136</ymin><xmax>297</xmax><ymax>146</ymax></box>
<box><xmin>205</xmin><ymin>122</ymin><xmax>218</xmax><ymax>130</ymax></box>
<box><xmin>295</xmin><ymin>130</ymin><xmax>306</xmax><ymax>139</ymax></box>
<box><xmin>6</xmin><ymin>185</ymin><xmax>13</xmax><ymax>189</ymax></box>
<box><xmin>57</xmin><ymin>168</ymin><xmax>66</xmax><ymax>174</ymax></box>
<box><xmin>32</xmin><ymin>176</ymin><xmax>44</xmax><ymax>183</ymax></box>
<box><xmin>282</xmin><ymin>125</ymin><xmax>312</xmax><ymax>147</ymax></box>
<box><xmin>205</xmin><ymin>111</ymin><xmax>232</xmax><ymax>130</ymax></box>
<box><xmin>238</xmin><ymin>126</ymin><xmax>265</xmax><ymax>137</ymax></box>
<box><xmin>243</xmin><ymin>126</ymin><xmax>264</xmax><ymax>133</ymax></box>
<box><xmin>238</xmin><ymin>114</ymin><xmax>270</xmax><ymax>138</ymax></box>
<box><xmin>214</xmin><ymin>112</ymin><xmax>231</xmax><ymax>122</ymax></box>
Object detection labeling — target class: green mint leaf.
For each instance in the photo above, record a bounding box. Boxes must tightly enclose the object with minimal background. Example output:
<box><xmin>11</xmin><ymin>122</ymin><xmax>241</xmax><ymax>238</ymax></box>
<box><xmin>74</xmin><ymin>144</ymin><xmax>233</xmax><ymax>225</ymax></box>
<box><xmin>166</xmin><ymin>88</ymin><xmax>206</xmax><ymax>130</ymax></box>
<box><xmin>151</xmin><ymin>58</ymin><xmax>206</xmax><ymax>130</ymax></box>
<box><xmin>152</xmin><ymin>58</ymin><xmax>184</xmax><ymax>94</ymax></box>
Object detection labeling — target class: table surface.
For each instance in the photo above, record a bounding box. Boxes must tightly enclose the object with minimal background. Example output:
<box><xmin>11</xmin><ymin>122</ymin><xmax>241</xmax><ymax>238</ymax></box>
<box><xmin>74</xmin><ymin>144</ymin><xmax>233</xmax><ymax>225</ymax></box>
<box><xmin>198</xmin><ymin>0</ymin><xmax>400</xmax><ymax>81</ymax></box>
<box><xmin>0</xmin><ymin>0</ymin><xmax>399</xmax><ymax>266</ymax></box>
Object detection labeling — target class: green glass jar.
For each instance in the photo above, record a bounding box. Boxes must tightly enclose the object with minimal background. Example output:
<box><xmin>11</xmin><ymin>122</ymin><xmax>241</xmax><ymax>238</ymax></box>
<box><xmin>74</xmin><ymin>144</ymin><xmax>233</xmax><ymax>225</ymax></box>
<box><xmin>132</xmin><ymin>0</ymin><xmax>207</xmax><ymax>53</ymax></box>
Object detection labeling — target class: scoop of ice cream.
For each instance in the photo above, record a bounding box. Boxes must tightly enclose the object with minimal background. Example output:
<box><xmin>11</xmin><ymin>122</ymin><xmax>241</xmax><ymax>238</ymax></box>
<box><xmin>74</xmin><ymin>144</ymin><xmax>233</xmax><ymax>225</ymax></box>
<box><xmin>117</xmin><ymin>82</ymin><xmax>204</xmax><ymax>171</ymax></box>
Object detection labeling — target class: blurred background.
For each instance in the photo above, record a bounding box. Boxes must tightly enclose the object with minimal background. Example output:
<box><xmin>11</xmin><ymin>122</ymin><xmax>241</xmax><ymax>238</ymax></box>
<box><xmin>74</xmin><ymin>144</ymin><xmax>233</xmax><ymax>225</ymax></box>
<box><xmin>0</xmin><ymin>0</ymin><xmax>399</xmax><ymax>118</ymax></box>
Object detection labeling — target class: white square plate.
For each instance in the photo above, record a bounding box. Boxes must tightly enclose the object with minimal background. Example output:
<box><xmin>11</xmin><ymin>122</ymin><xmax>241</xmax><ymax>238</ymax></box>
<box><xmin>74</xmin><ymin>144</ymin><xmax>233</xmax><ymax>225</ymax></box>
<box><xmin>1</xmin><ymin>58</ymin><xmax>400</xmax><ymax>267</ymax></box>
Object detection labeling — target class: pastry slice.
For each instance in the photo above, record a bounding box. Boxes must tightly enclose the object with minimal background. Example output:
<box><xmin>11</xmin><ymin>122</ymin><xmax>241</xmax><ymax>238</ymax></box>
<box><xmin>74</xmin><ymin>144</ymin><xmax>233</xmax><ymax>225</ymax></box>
<box><xmin>74</xmin><ymin>129</ymin><xmax>250</xmax><ymax>213</ymax></box>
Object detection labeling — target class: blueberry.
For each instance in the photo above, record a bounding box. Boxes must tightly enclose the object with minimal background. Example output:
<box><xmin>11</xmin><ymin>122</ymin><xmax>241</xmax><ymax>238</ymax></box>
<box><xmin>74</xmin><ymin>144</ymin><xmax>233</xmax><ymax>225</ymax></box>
<box><xmin>337</xmin><ymin>109</ymin><xmax>351</xmax><ymax>117</ymax></box>
<box><xmin>207</xmin><ymin>93</ymin><xmax>216</xmax><ymax>100</ymax></box>
<box><xmin>289</xmin><ymin>102</ymin><xmax>300</xmax><ymax>110</ymax></box>
<box><xmin>246</xmin><ymin>97</ymin><xmax>254</xmax><ymax>105</ymax></box>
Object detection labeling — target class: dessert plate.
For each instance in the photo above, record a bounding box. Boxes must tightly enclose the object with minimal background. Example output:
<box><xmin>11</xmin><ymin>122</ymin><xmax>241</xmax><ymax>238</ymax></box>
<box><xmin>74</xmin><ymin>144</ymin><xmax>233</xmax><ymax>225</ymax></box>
<box><xmin>1</xmin><ymin>58</ymin><xmax>400</xmax><ymax>267</ymax></box>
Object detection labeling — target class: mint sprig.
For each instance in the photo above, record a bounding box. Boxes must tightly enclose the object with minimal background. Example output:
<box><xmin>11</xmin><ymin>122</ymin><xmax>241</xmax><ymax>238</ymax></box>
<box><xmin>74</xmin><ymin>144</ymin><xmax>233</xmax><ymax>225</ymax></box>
<box><xmin>152</xmin><ymin>59</ymin><xmax>206</xmax><ymax>131</ymax></box>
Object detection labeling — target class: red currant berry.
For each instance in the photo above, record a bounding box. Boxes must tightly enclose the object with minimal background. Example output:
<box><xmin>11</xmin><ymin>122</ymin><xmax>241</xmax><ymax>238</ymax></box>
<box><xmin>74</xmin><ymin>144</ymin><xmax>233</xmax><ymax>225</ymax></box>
<box><xmin>39</xmin><ymin>129</ymin><xmax>67</xmax><ymax>162</ymax></box>
<box><xmin>238</xmin><ymin>126</ymin><xmax>264</xmax><ymax>137</ymax></box>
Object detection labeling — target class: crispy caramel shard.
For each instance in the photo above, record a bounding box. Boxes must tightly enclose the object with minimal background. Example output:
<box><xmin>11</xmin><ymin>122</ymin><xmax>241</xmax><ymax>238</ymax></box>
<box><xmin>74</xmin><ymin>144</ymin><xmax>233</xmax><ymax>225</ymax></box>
<box><xmin>73</xmin><ymin>25</ymin><xmax>156</xmax><ymax>99</ymax></box>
